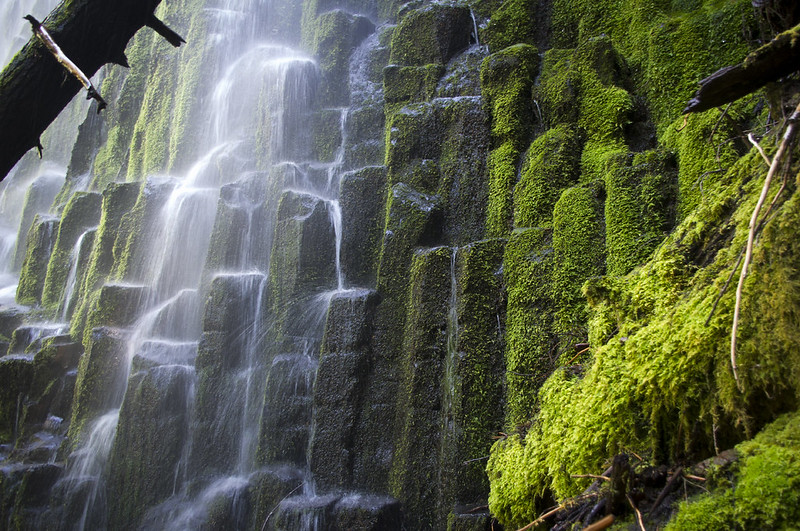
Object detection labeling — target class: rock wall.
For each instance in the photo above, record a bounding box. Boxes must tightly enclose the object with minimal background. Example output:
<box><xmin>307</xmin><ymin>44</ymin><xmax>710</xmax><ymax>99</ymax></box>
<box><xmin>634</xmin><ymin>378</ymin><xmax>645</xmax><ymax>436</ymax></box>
<box><xmin>1</xmin><ymin>0</ymin><xmax>800</xmax><ymax>529</ymax></box>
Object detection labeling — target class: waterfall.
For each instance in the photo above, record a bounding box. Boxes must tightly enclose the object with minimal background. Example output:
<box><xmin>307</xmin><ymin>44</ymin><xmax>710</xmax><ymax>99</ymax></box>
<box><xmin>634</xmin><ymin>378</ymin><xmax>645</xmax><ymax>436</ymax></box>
<box><xmin>0</xmin><ymin>0</ymin><xmax>383</xmax><ymax>525</ymax></box>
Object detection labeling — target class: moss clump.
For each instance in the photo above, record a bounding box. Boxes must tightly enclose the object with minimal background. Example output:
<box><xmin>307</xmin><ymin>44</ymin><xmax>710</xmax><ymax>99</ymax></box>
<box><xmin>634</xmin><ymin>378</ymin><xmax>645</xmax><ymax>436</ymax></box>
<box><xmin>667</xmin><ymin>411</ymin><xmax>800</xmax><ymax>530</ymax></box>
<box><xmin>514</xmin><ymin>125</ymin><xmax>583</xmax><ymax>228</ymax></box>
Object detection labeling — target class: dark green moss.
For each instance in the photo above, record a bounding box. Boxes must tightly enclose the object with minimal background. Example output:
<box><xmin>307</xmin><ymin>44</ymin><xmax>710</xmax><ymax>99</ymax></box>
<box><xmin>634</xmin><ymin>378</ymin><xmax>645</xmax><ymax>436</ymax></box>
<box><xmin>503</xmin><ymin>228</ymin><xmax>554</xmax><ymax>426</ymax></box>
<box><xmin>383</xmin><ymin>64</ymin><xmax>445</xmax><ymax>105</ymax></box>
<box><xmin>389</xmin><ymin>4</ymin><xmax>473</xmax><ymax>66</ymax></box>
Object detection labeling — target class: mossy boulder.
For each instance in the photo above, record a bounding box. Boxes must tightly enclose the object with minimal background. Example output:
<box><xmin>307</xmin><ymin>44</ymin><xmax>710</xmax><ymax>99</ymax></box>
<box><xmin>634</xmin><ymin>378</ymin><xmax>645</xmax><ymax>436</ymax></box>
<box><xmin>389</xmin><ymin>4</ymin><xmax>473</xmax><ymax>66</ymax></box>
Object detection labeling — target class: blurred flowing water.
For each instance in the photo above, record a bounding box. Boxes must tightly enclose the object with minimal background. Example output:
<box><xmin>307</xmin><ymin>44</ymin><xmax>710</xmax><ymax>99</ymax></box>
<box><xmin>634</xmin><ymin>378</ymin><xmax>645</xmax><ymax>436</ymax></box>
<box><xmin>0</xmin><ymin>0</ymin><xmax>357</xmax><ymax>528</ymax></box>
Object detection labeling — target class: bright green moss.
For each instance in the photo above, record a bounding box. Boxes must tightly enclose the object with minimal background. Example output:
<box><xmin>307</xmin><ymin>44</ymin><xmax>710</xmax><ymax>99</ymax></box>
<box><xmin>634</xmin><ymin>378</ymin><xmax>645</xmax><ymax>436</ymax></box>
<box><xmin>16</xmin><ymin>216</ymin><xmax>60</xmax><ymax>307</ymax></box>
<box><xmin>486</xmin><ymin>143</ymin><xmax>519</xmax><ymax>237</ymax></box>
<box><xmin>662</xmin><ymin>103</ymin><xmax>749</xmax><ymax>220</ymax></box>
<box><xmin>667</xmin><ymin>411</ymin><xmax>800</xmax><ymax>530</ymax></box>
<box><xmin>482</xmin><ymin>0</ymin><xmax>537</xmax><ymax>52</ymax></box>
<box><xmin>480</xmin><ymin>44</ymin><xmax>540</xmax><ymax>147</ymax></box>
<box><xmin>552</xmin><ymin>184</ymin><xmax>605</xmax><ymax>345</ymax></box>
<box><xmin>488</xmin><ymin>148</ymin><xmax>800</xmax><ymax>527</ymax></box>
<box><xmin>605</xmin><ymin>150</ymin><xmax>677</xmax><ymax>276</ymax></box>
<box><xmin>513</xmin><ymin>124</ymin><xmax>582</xmax><ymax>228</ymax></box>
<box><xmin>388</xmin><ymin>4</ymin><xmax>472</xmax><ymax>66</ymax></box>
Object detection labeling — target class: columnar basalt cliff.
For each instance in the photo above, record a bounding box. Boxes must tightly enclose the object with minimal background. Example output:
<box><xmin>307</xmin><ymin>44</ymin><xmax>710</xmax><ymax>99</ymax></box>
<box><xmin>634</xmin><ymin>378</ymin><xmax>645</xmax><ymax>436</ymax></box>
<box><xmin>1</xmin><ymin>0</ymin><xmax>799</xmax><ymax>529</ymax></box>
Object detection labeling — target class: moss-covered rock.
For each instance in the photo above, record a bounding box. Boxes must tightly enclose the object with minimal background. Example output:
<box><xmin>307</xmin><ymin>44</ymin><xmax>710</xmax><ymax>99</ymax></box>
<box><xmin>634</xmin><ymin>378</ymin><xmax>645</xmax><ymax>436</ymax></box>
<box><xmin>480</xmin><ymin>44</ymin><xmax>540</xmax><ymax>236</ymax></box>
<box><xmin>390</xmin><ymin>245</ymin><xmax>452</xmax><ymax>529</ymax></box>
<box><xmin>383</xmin><ymin>64</ymin><xmax>445</xmax><ymax>105</ymax></box>
<box><xmin>503</xmin><ymin>227</ymin><xmax>554</xmax><ymax>426</ymax></box>
<box><xmin>69</xmin><ymin>181</ymin><xmax>142</xmax><ymax>342</ymax></box>
<box><xmin>40</xmin><ymin>192</ymin><xmax>102</xmax><ymax>314</ymax></box>
<box><xmin>389</xmin><ymin>4</ymin><xmax>473</xmax><ymax>66</ymax></box>
<box><xmin>16</xmin><ymin>216</ymin><xmax>60</xmax><ymax>307</ymax></box>
<box><xmin>604</xmin><ymin>150</ymin><xmax>677</xmax><ymax>276</ymax></box>
<box><xmin>107</xmin><ymin>364</ymin><xmax>194</xmax><ymax>528</ymax></box>
<box><xmin>513</xmin><ymin>124</ymin><xmax>583</xmax><ymax>228</ymax></box>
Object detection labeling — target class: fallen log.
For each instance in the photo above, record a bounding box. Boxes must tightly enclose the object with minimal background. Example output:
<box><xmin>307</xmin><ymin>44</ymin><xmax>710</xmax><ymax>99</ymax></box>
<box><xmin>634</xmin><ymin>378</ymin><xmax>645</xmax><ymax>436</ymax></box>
<box><xmin>0</xmin><ymin>0</ymin><xmax>185</xmax><ymax>180</ymax></box>
<box><xmin>683</xmin><ymin>22</ymin><xmax>800</xmax><ymax>115</ymax></box>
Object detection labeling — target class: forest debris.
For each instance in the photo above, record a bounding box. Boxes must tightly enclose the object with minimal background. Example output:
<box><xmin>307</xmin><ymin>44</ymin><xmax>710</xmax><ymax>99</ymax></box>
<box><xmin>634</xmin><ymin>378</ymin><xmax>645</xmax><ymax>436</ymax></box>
<box><xmin>731</xmin><ymin>101</ymin><xmax>800</xmax><ymax>388</ymax></box>
<box><xmin>649</xmin><ymin>466</ymin><xmax>683</xmax><ymax>514</ymax></box>
<box><xmin>583</xmin><ymin>514</ymin><xmax>615</xmax><ymax>531</ymax></box>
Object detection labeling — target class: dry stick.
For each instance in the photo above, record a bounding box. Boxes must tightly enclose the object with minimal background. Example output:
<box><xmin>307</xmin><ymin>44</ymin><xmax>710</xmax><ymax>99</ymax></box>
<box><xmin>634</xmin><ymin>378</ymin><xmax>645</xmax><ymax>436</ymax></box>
<box><xmin>260</xmin><ymin>482</ymin><xmax>304</xmax><ymax>531</ymax></box>
<box><xmin>566</xmin><ymin>346</ymin><xmax>590</xmax><ymax>365</ymax></box>
<box><xmin>731</xmin><ymin>101</ymin><xmax>800</xmax><ymax>388</ymax></box>
<box><xmin>627</xmin><ymin>493</ymin><xmax>647</xmax><ymax>531</ymax></box>
<box><xmin>584</xmin><ymin>515</ymin><xmax>615</xmax><ymax>531</ymax></box>
<box><xmin>649</xmin><ymin>466</ymin><xmax>684</xmax><ymax>514</ymax></box>
<box><xmin>749</xmin><ymin>133</ymin><xmax>773</xmax><ymax>166</ymax></box>
<box><xmin>575</xmin><ymin>473</ymin><xmax>609</xmax><ymax>482</ymax></box>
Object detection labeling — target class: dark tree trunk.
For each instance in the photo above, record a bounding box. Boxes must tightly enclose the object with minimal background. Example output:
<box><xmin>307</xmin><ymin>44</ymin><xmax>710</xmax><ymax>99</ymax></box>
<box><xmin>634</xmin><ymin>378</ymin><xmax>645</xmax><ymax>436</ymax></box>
<box><xmin>0</xmin><ymin>0</ymin><xmax>183</xmax><ymax>180</ymax></box>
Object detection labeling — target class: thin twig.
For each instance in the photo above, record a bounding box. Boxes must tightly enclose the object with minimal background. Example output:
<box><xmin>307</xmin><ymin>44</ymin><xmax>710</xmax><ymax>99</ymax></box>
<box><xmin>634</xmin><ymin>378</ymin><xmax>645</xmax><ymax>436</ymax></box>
<box><xmin>260</xmin><ymin>482</ymin><xmax>304</xmax><ymax>531</ymax></box>
<box><xmin>570</xmin><ymin>473</ymin><xmax>610</xmax><ymax>481</ymax></box>
<box><xmin>731</xmin><ymin>101</ymin><xmax>800</xmax><ymax>389</ymax></box>
<box><xmin>706</xmin><ymin>247</ymin><xmax>745</xmax><ymax>326</ymax></box>
<box><xmin>627</xmin><ymin>493</ymin><xmax>647</xmax><ymax>531</ymax></box>
<box><xmin>566</xmin><ymin>346</ymin><xmax>590</xmax><ymax>365</ymax></box>
<box><xmin>748</xmin><ymin>133</ymin><xmax>772</xmax><ymax>166</ymax></box>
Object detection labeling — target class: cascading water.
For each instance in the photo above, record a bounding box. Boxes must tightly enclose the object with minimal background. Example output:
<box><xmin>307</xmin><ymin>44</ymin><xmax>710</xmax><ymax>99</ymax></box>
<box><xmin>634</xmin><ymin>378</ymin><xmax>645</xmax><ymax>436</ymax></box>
<box><xmin>0</xmin><ymin>0</ymin><xmax>397</xmax><ymax>525</ymax></box>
